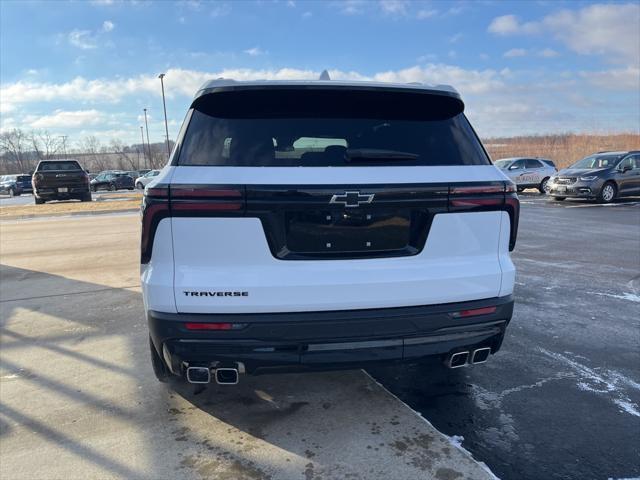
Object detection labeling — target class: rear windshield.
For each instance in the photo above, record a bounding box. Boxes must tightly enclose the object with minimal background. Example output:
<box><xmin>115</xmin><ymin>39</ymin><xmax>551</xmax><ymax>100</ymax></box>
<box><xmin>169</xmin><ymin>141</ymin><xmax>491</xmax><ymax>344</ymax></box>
<box><xmin>38</xmin><ymin>161</ymin><xmax>82</xmax><ymax>171</ymax></box>
<box><xmin>178</xmin><ymin>89</ymin><xmax>489</xmax><ymax>167</ymax></box>
<box><xmin>16</xmin><ymin>175</ymin><xmax>31</xmax><ymax>181</ymax></box>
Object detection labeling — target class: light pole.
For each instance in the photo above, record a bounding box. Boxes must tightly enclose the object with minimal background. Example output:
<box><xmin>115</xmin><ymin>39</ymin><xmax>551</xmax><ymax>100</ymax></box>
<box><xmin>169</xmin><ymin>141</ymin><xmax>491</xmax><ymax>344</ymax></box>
<box><xmin>143</xmin><ymin>108</ymin><xmax>151</xmax><ymax>169</ymax></box>
<box><xmin>158</xmin><ymin>73</ymin><xmax>171</xmax><ymax>160</ymax></box>
<box><xmin>139</xmin><ymin>126</ymin><xmax>146</xmax><ymax>167</ymax></box>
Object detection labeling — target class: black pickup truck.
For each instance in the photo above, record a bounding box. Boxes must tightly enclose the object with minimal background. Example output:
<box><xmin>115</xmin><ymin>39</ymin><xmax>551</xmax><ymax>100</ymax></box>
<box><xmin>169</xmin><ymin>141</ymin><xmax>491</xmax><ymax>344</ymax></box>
<box><xmin>32</xmin><ymin>160</ymin><xmax>92</xmax><ymax>204</ymax></box>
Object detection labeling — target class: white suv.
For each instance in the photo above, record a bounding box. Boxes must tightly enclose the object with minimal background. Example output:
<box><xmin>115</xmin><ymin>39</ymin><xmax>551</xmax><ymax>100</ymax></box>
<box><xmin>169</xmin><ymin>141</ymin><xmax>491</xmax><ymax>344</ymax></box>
<box><xmin>141</xmin><ymin>79</ymin><xmax>519</xmax><ymax>386</ymax></box>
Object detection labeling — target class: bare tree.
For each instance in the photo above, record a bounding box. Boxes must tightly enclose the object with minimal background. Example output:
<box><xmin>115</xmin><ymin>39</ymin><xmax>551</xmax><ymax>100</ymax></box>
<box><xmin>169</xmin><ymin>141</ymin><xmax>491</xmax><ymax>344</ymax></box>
<box><xmin>0</xmin><ymin>128</ymin><xmax>33</xmax><ymax>173</ymax></box>
<box><xmin>110</xmin><ymin>139</ymin><xmax>139</xmax><ymax>170</ymax></box>
<box><xmin>30</xmin><ymin>130</ymin><xmax>62</xmax><ymax>160</ymax></box>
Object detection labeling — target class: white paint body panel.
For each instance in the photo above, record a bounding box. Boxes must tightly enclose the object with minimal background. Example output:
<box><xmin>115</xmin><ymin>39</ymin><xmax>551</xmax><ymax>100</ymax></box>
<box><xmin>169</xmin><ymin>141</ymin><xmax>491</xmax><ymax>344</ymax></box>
<box><xmin>141</xmin><ymin>165</ymin><xmax>516</xmax><ymax>314</ymax></box>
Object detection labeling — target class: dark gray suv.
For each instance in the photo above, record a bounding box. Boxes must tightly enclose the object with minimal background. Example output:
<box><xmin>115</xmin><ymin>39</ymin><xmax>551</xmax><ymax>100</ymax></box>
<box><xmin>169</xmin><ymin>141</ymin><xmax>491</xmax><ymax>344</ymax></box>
<box><xmin>547</xmin><ymin>151</ymin><xmax>640</xmax><ymax>203</ymax></box>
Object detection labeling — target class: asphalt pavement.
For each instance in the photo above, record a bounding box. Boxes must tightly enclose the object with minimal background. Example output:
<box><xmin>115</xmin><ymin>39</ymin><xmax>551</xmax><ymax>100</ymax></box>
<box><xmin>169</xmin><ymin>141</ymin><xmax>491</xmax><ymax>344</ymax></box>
<box><xmin>0</xmin><ymin>215</ymin><xmax>495</xmax><ymax>480</ymax></box>
<box><xmin>369</xmin><ymin>193</ymin><xmax>640</xmax><ymax>480</ymax></box>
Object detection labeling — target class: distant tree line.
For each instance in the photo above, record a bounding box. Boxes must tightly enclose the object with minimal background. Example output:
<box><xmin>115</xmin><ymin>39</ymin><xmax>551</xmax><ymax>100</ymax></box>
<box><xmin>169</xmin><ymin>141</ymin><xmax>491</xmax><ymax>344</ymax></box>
<box><xmin>0</xmin><ymin>128</ymin><xmax>174</xmax><ymax>174</ymax></box>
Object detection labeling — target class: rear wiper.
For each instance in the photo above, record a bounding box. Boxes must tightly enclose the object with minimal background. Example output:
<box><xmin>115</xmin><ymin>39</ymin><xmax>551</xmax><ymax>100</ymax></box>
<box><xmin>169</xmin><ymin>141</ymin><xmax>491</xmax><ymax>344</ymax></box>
<box><xmin>345</xmin><ymin>148</ymin><xmax>420</xmax><ymax>162</ymax></box>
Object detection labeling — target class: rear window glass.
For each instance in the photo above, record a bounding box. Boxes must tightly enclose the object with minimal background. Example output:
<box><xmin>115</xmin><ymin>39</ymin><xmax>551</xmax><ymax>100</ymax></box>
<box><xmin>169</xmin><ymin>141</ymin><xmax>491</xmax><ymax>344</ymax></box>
<box><xmin>38</xmin><ymin>161</ymin><xmax>82</xmax><ymax>171</ymax></box>
<box><xmin>16</xmin><ymin>175</ymin><xmax>31</xmax><ymax>181</ymax></box>
<box><xmin>178</xmin><ymin>89</ymin><xmax>489</xmax><ymax>167</ymax></box>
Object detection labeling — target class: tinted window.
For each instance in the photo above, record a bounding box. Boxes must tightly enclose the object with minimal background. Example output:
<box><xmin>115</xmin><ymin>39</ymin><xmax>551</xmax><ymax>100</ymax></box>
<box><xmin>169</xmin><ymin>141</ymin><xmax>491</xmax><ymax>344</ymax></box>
<box><xmin>178</xmin><ymin>89</ymin><xmax>489</xmax><ymax>167</ymax></box>
<box><xmin>525</xmin><ymin>159</ymin><xmax>543</xmax><ymax>169</ymax></box>
<box><xmin>16</xmin><ymin>175</ymin><xmax>31</xmax><ymax>181</ymax></box>
<box><xmin>38</xmin><ymin>161</ymin><xmax>82</xmax><ymax>171</ymax></box>
<box><xmin>509</xmin><ymin>160</ymin><xmax>525</xmax><ymax>170</ymax></box>
<box><xmin>571</xmin><ymin>155</ymin><xmax>621</xmax><ymax>169</ymax></box>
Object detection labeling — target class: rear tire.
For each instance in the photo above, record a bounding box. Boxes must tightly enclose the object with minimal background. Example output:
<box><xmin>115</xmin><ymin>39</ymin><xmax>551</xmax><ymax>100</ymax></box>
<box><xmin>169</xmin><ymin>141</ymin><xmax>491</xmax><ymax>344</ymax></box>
<box><xmin>109</xmin><ymin>183</ymin><xmax>116</xmax><ymax>192</ymax></box>
<box><xmin>150</xmin><ymin>336</ymin><xmax>169</xmax><ymax>383</ymax></box>
<box><xmin>8</xmin><ymin>187</ymin><xmax>15</xmax><ymax>197</ymax></box>
<box><xmin>81</xmin><ymin>193</ymin><xmax>92</xmax><ymax>202</ymax></box>
<box><xmin>597</xmin><ymin>181</ymin><xmax>616</xmax><ymax>204</ymax></box>
<box><xmin>539</xmin><ymin>177</ymin><xmax>550</xmax><ymax>194</ymax></box>
<box><xmin>554</xmin><ymin>197</ymin><xmax>566</xmax><ymax>201</ymax></box>
<box><xmin>35</xmin><ymin>196</ymin><xmax>45</xmax><ymax>205</ymax></box>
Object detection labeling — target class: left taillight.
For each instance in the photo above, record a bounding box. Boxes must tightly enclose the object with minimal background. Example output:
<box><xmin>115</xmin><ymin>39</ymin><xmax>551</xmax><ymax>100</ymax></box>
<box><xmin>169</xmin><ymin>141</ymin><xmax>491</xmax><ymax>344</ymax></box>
<box><xmin>141</xmin><ymin>185</ymin><xmax>246</xmax><ymax>264</ymax></box>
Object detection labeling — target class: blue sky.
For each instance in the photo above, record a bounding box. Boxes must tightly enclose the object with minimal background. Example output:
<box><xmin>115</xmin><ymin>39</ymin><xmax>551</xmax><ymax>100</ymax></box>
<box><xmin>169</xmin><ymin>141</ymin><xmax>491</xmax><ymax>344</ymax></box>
<box><xmin>1</xmin><ymin>0</ymin><xmax>638</xmax><ymax>147</ymax></box>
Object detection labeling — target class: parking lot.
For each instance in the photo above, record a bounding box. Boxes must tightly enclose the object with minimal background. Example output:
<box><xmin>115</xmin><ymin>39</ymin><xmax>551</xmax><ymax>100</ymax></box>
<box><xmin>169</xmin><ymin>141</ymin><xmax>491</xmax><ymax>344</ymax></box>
<box><xmin>1</xmin><ymin>193</ymin><xmax>639</xmax><ymax>479</ymax></box>
<box><xmin>0</xmin><ymin>190</ymin><xmax>140</xmax><ymax>207</ymax></box>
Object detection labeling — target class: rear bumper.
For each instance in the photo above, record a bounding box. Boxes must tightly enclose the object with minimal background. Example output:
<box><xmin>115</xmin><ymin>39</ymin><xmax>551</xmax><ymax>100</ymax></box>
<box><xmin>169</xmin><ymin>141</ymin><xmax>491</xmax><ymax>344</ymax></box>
<box><xmin>148</xmin><ymin>295</ymin><xmax>514</xmax><ymax>375</ymax></box>
<box><xmin>35</xmin><ymin>186</ymin><xmax>90</xmax><ymax>199</ymax></box>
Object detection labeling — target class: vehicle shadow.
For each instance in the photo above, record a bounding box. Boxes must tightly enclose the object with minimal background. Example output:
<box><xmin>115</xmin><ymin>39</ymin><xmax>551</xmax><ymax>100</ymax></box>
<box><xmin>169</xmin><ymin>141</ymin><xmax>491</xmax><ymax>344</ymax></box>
<box><xmin>1</xmin><ymin>263</ymin><xmax>450</xmax><ymax>480</ymax></box>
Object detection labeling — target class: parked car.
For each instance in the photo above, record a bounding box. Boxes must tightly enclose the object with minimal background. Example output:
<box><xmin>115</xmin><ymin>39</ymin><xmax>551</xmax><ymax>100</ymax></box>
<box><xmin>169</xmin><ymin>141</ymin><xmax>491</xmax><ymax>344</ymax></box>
<box><xmin>0</xmin><ymin>174</ymin><xmax>32</xmax><ymax>196</ymax></box>
<box><xmin>135</xmin><ymin>169</ymin><xmax>160</xmax><ymax>189</ymax></box>
<box><xmin>138</xmin><ymin>169</ymin><xmax>151</xmax><ymax>176</ymax></box>
<box><xmin>32</xmin><ymin>160</ymin><xmax>91</xmax><ymax>204</ymax></box>
<box><xmin>494</xmin><ymin>157</ymin><xmax>557</xmax><ymax>193</ymax></box>
<box><xmin>90</xmin><ymin>172</ymin><xmax>135</xmax><ymax>192</ymax></box>
<box><xmin>142</xmin><ymin>78</ymin><xmax>519</xmax><ymax>386</ymax></box>
<box><xmin>547</xmin><ymin>151</ymin><xmax>640</xmax><ymax>203</ymax></box>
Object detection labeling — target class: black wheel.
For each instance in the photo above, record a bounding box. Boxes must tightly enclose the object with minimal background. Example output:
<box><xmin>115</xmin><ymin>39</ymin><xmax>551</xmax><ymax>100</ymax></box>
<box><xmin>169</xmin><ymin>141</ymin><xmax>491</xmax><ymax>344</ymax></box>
<box><xmin>553</xmin><ymin>197</ymin><xmax>566</xmax><ymax>201</ymax></box>
<box><xmin>517</xmin><ymin>187</ymin><xmax>524</xmax><ymax>193</ymax></box>
<box><xmin>91</xmin><ymin>185</ymin><xmax>97</xmax><ymax>192</ymax></box>
<box><xmin>8</xmin><ymin>187</ymin><xmax>15</xmax><ymax>197</ymax></box>
<box><xmin>109</xmin><ymin>183</ymin><xmax>117</xmax><ymax>191</ymax></box>
<box><xmin>35</xmin><ymin>196</ymin><xmax>45</xmax><ymax>205</ymax></box>
<box><xmin>539</xmin><ymin>177</ymin><xmax>550</xmax><ymax>194</ymax></box>
<box><xmin>597</xmin><ymin>181</ymin><xmax>617</xmax><ymax>204</ymax></box>
<box><xmin>128</xmin><ymin>187</ymin><xmax>134</xmax><ymax>191</ymax></box>
<box><xmin>149</xmin><ymin>336</ymin><xmax>169</xmax><ymax>383</ymax></box>
<box><xmin>81</xmin><ymin>193</ymin><xmax>92</xmax><ymax>202</ymax></box>
<box><xmin>136</xmin><ymin>182</ymin><xmax>144</xmax><ymax>189</ymax></box>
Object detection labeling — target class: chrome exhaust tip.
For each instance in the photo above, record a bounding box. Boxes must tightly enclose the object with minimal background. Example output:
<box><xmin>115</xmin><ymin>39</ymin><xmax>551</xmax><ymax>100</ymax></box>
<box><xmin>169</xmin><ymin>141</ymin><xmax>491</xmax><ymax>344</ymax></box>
<box><xmin>186</xmin><ymin>366</ymin><xmax>211</xmax><ymax>384</ymax></box>
<box><xmin>471</xmin><ymin>347</ymin><xmax>492</xmax><ymax>364</ymax></box>
<box><xmin>448</xmin><ymin>351</ymin><xmax>469</xmax><ymax>368</ymax></box>
<box><xmin>215</xmin><ymin>368</ymin><xmax>239</xmax><ymax>385</ymax></box>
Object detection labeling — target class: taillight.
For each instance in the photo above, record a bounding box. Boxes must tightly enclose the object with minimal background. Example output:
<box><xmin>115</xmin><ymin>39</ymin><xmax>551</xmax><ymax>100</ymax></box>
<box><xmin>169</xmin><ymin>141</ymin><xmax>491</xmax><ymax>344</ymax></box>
<box><xmin>184</xmin><ymin>322</ymin><xmax>246</xmax><ymax>331</ymax></box>
<box><xmin>33</xmin><ymin>173</ymin><xmax>43</xmax><ymax>186</ymax></box>
<box><xmin>448</xmin><ymin>182</ymin><xmax>519</xmax><ymax>251</ymax></box>
<box><xmin>451</xmin><ymin>306</ymin><xmax>497</xmax><ymax>318</ymax></box>
<box><xmin>141</xmin><ymin>185</ymin><xmax>246</xmax><ymax>264</ymax></box>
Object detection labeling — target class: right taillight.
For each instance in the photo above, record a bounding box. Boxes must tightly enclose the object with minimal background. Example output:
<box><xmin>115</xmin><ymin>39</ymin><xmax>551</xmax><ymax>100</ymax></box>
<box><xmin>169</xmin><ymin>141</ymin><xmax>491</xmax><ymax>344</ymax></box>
<box><xmin>32</xmin><ymin>173</ymin><xmax>43</xmax><ymax>186</ymax></box>
<box><xmin>141</xmin><ymin>185</ymin><xmax>246</xmax><ymax>264</ymax></box>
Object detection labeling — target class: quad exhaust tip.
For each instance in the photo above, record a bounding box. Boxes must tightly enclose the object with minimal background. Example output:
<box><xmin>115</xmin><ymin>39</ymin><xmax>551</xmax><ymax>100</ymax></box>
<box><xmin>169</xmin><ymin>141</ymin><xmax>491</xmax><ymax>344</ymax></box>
<box><xmin>215</xmin><ymin>368</ymin><xmax>239</xmax><ymax>385</ymax></box>
<box><xmin>185</xmin><ymin>366</ymin><xmax>240</xmax><ymax>385</ymax></box>
<box><xmin>447</xmin><ymin>347</ymin><xmax>492</xmax><ymax>368</ymax></box>
<box><xmin>186</xmin><ymin>366</ymin><xmax>211</xmax><ymax>384</ymax></box>
<box><xmin>448</xmin><ymin>351</ymin><xmax>469</xmax><ymax>368</ymax></box>
<box><xmin>471</xmin><ymin>347</ymin><xmax>491</xmax><ymax>364</ymax></box>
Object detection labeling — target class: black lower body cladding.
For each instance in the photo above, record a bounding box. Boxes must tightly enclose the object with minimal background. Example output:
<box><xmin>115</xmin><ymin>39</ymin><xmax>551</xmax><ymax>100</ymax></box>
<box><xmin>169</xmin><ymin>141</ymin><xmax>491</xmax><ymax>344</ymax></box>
<box><xmin>149</xmin><ymin>295</ymin><xmax>514</xmax><ymax>376</ymax></box>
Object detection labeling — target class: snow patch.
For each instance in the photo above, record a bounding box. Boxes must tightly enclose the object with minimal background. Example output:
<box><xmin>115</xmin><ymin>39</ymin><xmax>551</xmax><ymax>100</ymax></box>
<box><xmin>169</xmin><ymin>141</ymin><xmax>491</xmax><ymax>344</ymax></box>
<box><xmin>539</xmin><ymin>348</ymin><xmax>640</xmax><ymax>418</ymax></box>
<box><xmin>590</xmin><ymin>291</ymin><xmax>640</xmax><ymax>303</ymax></box>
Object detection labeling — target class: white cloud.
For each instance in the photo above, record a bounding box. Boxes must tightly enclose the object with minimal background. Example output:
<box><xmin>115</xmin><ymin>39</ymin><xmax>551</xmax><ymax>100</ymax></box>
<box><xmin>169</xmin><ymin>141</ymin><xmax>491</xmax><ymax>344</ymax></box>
<box><xmin>210</xmin><ymin>3</ymin><xmax>231</xmax><ymax>17</ymax></box>
<box><xmin>302</xmin><ymin>11</ymin><xmax>312</xmax><ymax>18</ymax></box>
<box><xmin>417</xmin><ymin>8</ymin><xmax>437</xmax><ymax>19</ymax></box>
<box><xmin>90</xmin><ymin>0</ymin><xmax>115</xmax><ymax>5</ymax></box>
<box><xmin>68</xmin><ymin>30</ymin><xmax>98</xmax><ymax>49</ymax></box>
<box><xmin>28</xmin><ymin>110</ymin><xmax>105</xmax><ymax>129</ymax></box>
<box><xmin>489</xmin><ymin>4</ymin><xmax>640</xmax><ymax>64</ymax></box>
<box><xmin>102</xmin><ymin>20</ymin><xmax>115</xmax><ymax>32</ymax></box>
<box><xmin>379</xmin><ymin>0</ymin><xmax>408</xmax><ymax>16</ymax></box>
<box><xmin>504</xmin><ymin>48</ymin><xmax>527</xmax><ymax>58</ymax></box>
<box><xmin>243</xmin><ymin>47</ymin><xmax>265</xmax><ymax>56</ymax></box>
<box><xmin>338</xmin><ymin>0</ymin><xmax>366</xmax><ymax>15</ymax></box>
<box><xmin>488</xmin><ymin>14</ymin><xmax>538</xmax><ymax>35</ymax></box>
<box><xmin>538</xmin><ymin>48</ymin><xmax>559</xmax><ymax>58</ymax></box>
<box><xmin>581</xmin><ymin>67</ymin><xmax>640</xmax><ymax>90</ymax></box>
<box><xmin>448</xmin><ymin>33</ymin><xmax>463</xmax><ymax>44</ymax></box>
